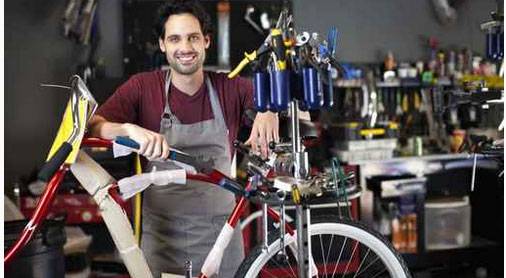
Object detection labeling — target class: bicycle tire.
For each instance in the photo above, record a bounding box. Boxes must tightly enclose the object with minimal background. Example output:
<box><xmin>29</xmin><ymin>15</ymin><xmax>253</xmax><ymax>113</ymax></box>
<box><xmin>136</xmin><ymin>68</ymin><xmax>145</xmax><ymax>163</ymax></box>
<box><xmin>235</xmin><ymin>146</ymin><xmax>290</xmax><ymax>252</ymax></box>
<box><xmin>235</xmin><ymin>215</ymin><xmax>411</xmax><ymax>278</ymax></box>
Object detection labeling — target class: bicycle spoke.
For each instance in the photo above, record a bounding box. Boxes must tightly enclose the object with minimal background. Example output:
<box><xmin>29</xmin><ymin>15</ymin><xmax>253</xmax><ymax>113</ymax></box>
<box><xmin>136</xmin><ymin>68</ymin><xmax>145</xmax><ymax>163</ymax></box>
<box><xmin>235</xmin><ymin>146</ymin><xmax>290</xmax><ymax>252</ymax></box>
<box><xmin>281</xmin><ymin>260</ymin><xmax>298</xmax><ymax>278</ymax></box>
<box><xmin>325</xmin><ymin>235</ymin><xmax>334</xmax><ymax>277</ymax></box>
<box><xmin>266</xmin><ymin>253</ymin><xmax>297</xmax><ymax>278</ymax></box>
<box><xmin>341</xmin><ymin>240</ymin><xmax>359</xmax><ymax>278</ymax></box>
<box><xmin>351</xmin><ymin>246</ymin><xmax>370</xmax><ymax>278</ymax></box>
<box><xmin>319</xmin><ymin>234</ymin><xmax>327</xmax><ymax>277</ymax></box>
<box><xmin>355</xmin><ymin>255</ymin><xmax>380</xmax><ymax>277</ymax></box>
<box><xmin>285</xmin><ymin>250</ymin><xmax>297</xmax><ymax>278</ymax></box>
<box><xmin>324</xmin><ymin>234</ymin><xmax>335</xmax><ymax>276</ymax></box>
<box><xmin>331</xmin><ymin>237</ymin><xmax>348</xmax><ymax>278</ymax></box>
<box><xmin>259</xmin><ymin>268</ymin><xmax>279</xmax><ymax>278</ymax></box>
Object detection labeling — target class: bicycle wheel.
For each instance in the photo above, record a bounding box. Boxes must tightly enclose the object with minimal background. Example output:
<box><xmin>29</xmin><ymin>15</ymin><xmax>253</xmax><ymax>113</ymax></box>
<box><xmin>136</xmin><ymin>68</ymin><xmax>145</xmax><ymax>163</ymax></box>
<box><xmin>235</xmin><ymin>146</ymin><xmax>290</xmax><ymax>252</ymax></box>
<box><xmin>235</xmin><ymin>216</ymin><xmax>411</xmax><ymax>278</ymax></box>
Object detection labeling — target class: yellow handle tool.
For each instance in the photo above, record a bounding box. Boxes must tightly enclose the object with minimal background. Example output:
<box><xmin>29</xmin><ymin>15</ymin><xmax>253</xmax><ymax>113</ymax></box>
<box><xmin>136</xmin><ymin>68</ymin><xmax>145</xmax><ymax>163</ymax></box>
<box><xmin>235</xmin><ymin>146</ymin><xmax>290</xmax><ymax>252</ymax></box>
<box><xmin>270</xmin><ymin>28</ymin><xmax>286</xmax><ymax>70</ymax></box>
<box><xmin>291</xmin><ymin>184</ymin><xmax>302</xmax><ymax>205</ymax></box>
<box><xmin>228</xmin><ymin>51</ymin><xmax>258</xmax><ymax>79</ymax></box>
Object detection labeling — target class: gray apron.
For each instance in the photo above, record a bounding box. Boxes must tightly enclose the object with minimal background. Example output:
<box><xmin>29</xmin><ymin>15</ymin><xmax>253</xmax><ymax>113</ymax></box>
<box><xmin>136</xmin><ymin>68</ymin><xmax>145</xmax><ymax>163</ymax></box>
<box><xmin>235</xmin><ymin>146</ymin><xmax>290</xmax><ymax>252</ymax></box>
<box><xmin>141</xmin><ymin>71</ymin><xmax>244</xmax><ymax>278</ymax></box>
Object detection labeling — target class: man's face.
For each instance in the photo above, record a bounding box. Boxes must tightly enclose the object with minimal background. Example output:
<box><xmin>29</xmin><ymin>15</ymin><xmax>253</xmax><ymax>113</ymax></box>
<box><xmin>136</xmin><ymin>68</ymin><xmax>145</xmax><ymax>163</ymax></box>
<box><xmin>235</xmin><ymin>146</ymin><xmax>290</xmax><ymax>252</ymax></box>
<box><xmin>159</xmin><ymin>13</ymin><xmax>210</xmax><ymax>75</ymax></box>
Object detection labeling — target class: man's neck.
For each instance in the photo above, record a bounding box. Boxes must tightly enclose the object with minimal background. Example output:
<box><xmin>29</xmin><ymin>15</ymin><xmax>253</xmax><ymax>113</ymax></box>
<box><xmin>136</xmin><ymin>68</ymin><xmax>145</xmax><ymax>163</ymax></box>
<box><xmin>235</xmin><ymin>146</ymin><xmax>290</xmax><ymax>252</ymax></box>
<box><xmin>171</xmin><ymin>70</ymin><xmax>204</xmax><ymax>96</ymax></box>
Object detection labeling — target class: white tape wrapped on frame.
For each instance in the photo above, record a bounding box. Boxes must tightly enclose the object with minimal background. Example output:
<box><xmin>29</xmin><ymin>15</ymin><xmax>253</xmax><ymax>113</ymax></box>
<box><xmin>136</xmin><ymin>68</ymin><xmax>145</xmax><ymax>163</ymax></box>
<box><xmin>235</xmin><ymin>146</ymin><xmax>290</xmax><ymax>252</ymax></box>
<box><xmin>71</xmin><ymin>150</ymin><xmax>153</xmax><ymax>278</ymax></box>
<box><xmin>118</xmin><ymin>169</ymin><xmax>186</xmax><ymax>200</ymax></box>
<box><xmin>201</xmin><ymin>223</ymin><xmax>235</xmax><ymax>277</ymax></box>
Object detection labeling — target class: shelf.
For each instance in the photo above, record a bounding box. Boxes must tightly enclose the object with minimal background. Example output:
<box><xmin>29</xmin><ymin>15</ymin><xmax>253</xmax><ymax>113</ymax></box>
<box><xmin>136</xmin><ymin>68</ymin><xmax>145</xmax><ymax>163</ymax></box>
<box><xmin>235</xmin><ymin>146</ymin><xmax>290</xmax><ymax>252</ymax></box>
<box><xmin>347</xmin><ymin>152</ymin><xmax>469</xmax><ymax>165</ymax></box>
<box><xmin>335</xmin><ymin>78</ymin><xmax>455</xmax><ymax>88</ymax></box>
<box><xmin>335</xmin><ymin>79</ymin><xmax>364</xmax><ymax>88</ymax></box>
<box><xmin>376</xmin><ymin>80</ymin><xmax>401</xmax><ymax>88</ymax></box>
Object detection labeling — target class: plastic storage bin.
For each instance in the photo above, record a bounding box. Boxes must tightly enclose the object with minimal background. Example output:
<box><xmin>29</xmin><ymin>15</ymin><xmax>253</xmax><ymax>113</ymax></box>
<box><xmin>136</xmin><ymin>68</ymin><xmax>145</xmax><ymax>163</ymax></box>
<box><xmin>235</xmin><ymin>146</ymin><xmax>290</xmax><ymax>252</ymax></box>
<box><xmin>424</xmin><ymin>196</ymin><xmax>471</xmax><ymax>250</ymax></box>
<box><xmin>5</xmin><ymin>219</ymin><xmax>66</xmax><ymax>278</ymax></box>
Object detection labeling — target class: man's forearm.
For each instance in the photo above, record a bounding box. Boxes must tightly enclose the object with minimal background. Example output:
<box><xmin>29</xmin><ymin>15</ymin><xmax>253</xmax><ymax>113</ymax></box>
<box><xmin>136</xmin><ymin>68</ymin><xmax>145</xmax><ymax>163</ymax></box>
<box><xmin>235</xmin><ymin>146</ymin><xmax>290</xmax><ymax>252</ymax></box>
<box><xmin>88</xmin><ymin>115</ymin><xmax>130</xmax><ymax>140</ymax></box>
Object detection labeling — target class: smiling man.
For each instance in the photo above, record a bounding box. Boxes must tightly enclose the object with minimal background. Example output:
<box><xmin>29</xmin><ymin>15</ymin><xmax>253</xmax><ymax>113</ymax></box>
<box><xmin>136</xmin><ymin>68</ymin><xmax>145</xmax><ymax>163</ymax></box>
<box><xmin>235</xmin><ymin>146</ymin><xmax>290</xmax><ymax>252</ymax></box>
<box><xmin>87</xmin><ymin>0</ymin><xmax>278</xmax><ymax>276</ymax></box>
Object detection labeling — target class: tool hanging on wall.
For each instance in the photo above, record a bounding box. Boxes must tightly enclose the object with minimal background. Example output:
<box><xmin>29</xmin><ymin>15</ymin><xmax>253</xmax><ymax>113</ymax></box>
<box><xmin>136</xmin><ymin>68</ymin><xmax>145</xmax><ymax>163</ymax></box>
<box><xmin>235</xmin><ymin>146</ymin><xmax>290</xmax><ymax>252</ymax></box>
<box><xmin>62</xmin><ymin>0</ymin><xmax>98</xmax><ymax>45</ymax></box>
<box><xmin>244</xmin><ymin>5</ymin><xmax>264</xmax><ymax>35</ymax></box>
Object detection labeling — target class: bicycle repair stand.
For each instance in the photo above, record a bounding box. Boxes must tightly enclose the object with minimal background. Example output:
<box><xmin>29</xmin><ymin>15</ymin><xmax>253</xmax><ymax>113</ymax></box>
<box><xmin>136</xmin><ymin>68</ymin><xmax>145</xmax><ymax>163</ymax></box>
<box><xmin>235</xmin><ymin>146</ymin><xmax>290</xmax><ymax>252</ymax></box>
<box><xmin>290</xmin><ymin>99</ymin><xmax>312</xmax><ymax>278</ymax></box>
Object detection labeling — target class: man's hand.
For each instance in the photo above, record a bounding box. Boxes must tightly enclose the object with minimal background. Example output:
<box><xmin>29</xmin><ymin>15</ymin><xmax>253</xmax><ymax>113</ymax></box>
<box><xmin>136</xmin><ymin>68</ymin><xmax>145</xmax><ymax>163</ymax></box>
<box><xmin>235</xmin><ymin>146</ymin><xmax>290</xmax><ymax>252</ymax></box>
<box><xmin>245</xmin><ymin>111</ymin><xmax>279</xmax><ymax>158</ymax></box>
<box><xmin>88</xmin><ymin>115</ymin><xmax>170</xmax><ymax>161</ymax></box>
<box><xmin>123</xmin><ymin>123</ymin><xmax>170</xmax><ymax>161</ymax></box>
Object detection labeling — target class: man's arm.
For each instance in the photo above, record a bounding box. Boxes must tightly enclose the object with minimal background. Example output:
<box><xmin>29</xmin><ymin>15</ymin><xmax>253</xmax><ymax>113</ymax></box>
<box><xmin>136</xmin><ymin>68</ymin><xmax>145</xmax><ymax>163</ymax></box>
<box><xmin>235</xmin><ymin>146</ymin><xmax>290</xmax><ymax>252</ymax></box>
<box><xmin>234</xmin><ymin>76</ymin><xmax>279</xmax><ymax>158</ymax></box>
<box><xmin>88</xmin><ymin>115</ymin><xmax>170</xmax><ymax>160</ymax></box>
<box><xmin>88</xmin><ymin>115</ymin><xmax>130</xmax><ymax>139</ymax></box>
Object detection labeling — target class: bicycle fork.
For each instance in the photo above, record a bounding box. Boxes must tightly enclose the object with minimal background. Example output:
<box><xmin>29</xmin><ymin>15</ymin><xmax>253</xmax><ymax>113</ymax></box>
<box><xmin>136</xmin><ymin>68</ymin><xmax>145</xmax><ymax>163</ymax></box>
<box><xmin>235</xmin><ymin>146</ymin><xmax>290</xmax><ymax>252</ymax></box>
<box><xmin>262</xmin><ymin>202</ymin><xmax>318</xmax><ymax>277</ymax></box>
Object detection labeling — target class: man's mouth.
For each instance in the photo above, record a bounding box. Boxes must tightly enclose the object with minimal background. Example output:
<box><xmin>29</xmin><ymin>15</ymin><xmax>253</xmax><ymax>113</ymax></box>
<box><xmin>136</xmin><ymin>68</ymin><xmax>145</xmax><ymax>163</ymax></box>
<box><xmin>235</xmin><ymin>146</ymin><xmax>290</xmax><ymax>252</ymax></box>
<box><xmin>175</xmin><ymin>53</ymin><xmax>197</xmax><ymax>65</ymax></box>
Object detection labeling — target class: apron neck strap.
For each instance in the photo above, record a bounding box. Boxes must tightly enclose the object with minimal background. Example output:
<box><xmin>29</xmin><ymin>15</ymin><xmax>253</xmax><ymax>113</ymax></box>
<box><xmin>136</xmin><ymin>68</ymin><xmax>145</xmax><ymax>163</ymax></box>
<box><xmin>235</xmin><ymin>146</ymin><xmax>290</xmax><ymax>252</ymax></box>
<box><xmin>163</xmin><ymin>70</ymin><xmax>227</xmax><ymax>128</ymax></box>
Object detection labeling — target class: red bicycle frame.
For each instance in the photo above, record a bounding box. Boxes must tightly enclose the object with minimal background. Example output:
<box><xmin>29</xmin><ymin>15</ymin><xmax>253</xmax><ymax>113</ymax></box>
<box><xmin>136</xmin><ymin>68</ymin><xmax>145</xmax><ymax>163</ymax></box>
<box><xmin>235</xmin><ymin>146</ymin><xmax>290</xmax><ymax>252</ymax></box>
<box><xmin>5</xmin><ymin>137</ymin><xmax>294</xmax><ymax>273</ymax></box>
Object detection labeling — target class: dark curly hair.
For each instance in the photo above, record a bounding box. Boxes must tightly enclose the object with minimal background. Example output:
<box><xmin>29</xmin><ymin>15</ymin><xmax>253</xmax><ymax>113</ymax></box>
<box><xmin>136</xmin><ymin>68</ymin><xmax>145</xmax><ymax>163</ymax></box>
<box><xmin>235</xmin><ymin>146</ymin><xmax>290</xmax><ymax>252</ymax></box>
<box><xmin>155</xmin><ymin>0</ymin><xmax>213</xmax><ymax>39</ymax></box>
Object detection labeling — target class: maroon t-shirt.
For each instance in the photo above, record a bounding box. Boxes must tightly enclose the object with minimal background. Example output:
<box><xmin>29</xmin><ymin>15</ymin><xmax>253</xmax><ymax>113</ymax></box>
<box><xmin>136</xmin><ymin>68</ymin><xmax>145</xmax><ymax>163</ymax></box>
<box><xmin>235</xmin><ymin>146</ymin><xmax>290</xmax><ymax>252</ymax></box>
<box><xmin>96</xmin><ymin>70</ymin><xmax>254</xmax><ymax>152</ymax></box>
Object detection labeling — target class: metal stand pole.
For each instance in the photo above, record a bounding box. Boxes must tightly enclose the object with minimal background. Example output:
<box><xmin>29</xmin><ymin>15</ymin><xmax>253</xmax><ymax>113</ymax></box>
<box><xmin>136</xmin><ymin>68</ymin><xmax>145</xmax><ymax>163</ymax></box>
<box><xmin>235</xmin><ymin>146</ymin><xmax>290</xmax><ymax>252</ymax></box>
<box><xmin>291</xmin><ymin>100</ymin><xmax>311</xmax><ymax>278</ymax></box>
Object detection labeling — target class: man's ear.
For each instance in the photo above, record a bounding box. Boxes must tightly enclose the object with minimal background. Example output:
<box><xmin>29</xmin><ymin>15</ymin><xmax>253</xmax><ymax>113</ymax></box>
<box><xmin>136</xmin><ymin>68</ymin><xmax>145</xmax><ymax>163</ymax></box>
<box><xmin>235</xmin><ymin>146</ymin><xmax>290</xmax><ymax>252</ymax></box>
<box><xmin>159</xmin><ymin>38</ymin><xmax>166</xmax><ymax>53</ymax></box>
<box><xmin>204</xmin><ymin>34</ymin><xmax>211</xmax><ymax>49</ymax></box>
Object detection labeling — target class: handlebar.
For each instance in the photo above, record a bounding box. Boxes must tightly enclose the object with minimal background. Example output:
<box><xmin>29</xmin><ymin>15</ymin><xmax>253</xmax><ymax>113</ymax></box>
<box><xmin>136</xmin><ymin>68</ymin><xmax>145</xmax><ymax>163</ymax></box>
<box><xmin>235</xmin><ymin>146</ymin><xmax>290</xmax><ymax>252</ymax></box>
<box><xmin>115</xmin><ymin>136</ymin><xmax>140</xmax><ymax>149</ymax></box>
<box><xmin>233</xmin><ymin>140</ymin><xmax>269</xmax><ymax>165</ymax></box>
<box><xmin>37</xmin><ymin>142</ymin><xmax>73</xmax><ymax>182</ymax></box>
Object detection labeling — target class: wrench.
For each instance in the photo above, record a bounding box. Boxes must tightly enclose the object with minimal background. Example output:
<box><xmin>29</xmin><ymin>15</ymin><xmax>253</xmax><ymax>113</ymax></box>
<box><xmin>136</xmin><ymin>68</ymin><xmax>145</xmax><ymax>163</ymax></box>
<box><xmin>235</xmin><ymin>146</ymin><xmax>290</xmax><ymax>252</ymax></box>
<box><xmin>244</xmin><ymin>5</ymin><xmax>264</xmax><ymax>35</ymax></box>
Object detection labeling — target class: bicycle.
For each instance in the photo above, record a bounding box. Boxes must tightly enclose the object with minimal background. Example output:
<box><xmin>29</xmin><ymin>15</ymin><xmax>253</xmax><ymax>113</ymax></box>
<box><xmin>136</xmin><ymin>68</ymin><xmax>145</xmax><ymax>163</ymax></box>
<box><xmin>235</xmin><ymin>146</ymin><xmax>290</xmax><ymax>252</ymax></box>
<box><xmin>5</xmin><ymin>75</ymin><xmax>411</xmax><ymax>278</ymax></box>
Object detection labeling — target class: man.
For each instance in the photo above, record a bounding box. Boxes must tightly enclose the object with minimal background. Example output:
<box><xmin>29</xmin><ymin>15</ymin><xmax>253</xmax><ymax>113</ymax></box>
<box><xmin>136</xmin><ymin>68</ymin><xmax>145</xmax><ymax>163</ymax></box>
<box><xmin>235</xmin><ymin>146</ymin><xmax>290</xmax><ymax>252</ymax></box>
<box><xmin>88</xmin><ymin>0</ymin><xmax>278</xmax><ymax>276</ymax></box>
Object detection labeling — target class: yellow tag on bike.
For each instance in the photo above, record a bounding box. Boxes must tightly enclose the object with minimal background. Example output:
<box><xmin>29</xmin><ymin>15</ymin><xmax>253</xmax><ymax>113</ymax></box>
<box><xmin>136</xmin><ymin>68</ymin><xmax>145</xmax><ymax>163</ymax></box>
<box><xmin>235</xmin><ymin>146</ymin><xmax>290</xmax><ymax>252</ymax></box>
<box><xmin>46</xmin><ymin>97</ymin><xmax>89</xmax><ymax>164</ymax></box>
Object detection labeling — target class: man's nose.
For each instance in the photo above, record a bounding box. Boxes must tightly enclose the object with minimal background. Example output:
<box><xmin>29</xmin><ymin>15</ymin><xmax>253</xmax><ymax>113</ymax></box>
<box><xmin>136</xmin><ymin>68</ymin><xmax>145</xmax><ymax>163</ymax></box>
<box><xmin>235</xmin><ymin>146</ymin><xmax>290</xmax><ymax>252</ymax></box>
<box><xmin>180</xmin><ymin>39</ymin><xmax>195</xmax><ymax>51</ymax></box>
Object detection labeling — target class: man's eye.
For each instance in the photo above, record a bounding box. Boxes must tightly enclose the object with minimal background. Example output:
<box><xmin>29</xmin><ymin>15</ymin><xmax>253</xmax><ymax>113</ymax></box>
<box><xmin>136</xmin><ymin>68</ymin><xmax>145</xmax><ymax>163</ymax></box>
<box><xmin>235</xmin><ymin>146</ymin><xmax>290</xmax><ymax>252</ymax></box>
<box><xmin>168</xmin><ymin>37</ymin><xmax>179</xmax><ymax>43</ymax></box>
<box><xmin>190</xmin><ymin>35</ymin><xmax>200</xmax><ymax>42</ymax></box>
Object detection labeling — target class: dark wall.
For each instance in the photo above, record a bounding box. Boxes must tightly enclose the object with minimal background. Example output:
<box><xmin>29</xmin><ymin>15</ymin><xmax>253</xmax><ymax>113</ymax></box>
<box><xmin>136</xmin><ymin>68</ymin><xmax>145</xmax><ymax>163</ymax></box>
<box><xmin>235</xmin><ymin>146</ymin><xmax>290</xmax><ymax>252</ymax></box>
<box><xmin>103</xmin><ymin>0</ymin><xmax>498</xmax><ymax>72</ymax></box>
<box><xmin>5</xmin><ymin>0</ymin><xmax>88</xmax><ymax>193</ymax></box>
<box><xmin>4</xmin><ymin>0</ymin><xmax>124</xmax><ymax>195</ymax></box>
<box><xmin>293</xmin><ymin>0</ymin><xmax>496</xmax><ymax>62</ymax></box>
<box><xmin>96</xmin><ymin>0</ymin><xmax>124</xmax><ymax>77</ymax></box>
